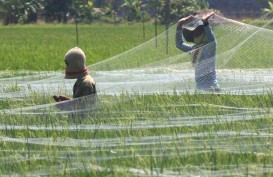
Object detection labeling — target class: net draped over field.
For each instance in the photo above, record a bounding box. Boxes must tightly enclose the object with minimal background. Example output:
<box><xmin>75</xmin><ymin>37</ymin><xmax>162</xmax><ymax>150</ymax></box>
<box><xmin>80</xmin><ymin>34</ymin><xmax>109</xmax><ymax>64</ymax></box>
<box><xmin>1</xmin><ymin>14</ymin><xmax>273</xmax><ymax>114</ymax></box>
<box><xmin>1</xmin><ymin>13</ymin><xmax>273</xmax><ymax>176</ymax></box>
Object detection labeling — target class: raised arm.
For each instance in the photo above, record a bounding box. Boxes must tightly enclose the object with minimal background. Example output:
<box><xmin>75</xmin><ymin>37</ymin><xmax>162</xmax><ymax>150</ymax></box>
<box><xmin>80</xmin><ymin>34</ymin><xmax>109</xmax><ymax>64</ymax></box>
<box><xmin>202</xmin><ymin>12</ymin><xmax>216</xmax><ymax>43</ymax></box>
<box><xmin>175</xmin><ymin>15</ymin><xmax>194</xmax><ymax>52</ymax></box>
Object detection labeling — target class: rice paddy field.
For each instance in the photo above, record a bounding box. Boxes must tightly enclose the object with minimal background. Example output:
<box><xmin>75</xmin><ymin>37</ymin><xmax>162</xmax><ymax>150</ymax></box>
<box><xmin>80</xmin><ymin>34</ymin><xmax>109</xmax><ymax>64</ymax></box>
<box><xmin>1</xmin><ymin>16</ymin><xmax>273</xmax><ymax>176</ymax></box>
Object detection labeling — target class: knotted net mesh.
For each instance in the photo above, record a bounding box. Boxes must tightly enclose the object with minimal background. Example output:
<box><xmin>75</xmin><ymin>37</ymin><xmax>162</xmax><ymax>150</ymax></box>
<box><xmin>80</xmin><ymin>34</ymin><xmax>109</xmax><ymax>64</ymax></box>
<box><xmin>1</xmin><ymin>13</ymin><xmax>273</xmax><ymax>176</ymax></box>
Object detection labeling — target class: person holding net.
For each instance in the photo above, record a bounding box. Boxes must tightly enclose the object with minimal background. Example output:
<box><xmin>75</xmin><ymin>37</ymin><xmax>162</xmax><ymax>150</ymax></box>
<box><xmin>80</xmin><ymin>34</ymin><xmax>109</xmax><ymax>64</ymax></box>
<box><xmin>53</xmin><ymin>47</ymin><xmax>96</xmax><ymax>102</ymax></box>
<box><xmin>176</xmin><ymin>11</ymin><xmax>220</xmax><ymax>92</ymax></box>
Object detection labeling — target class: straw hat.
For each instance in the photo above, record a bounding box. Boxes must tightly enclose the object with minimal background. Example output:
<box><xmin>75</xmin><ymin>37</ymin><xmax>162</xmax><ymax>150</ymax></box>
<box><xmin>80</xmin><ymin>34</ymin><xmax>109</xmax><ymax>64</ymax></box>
<box><xmin>64</xmin><ymin>47</ymin><xmax>88</xmax><ymax>79</ymax></box>
<box><xmin>182</xmin><ymin>19</ymin><xmax>205</xmax><ymax>43</ymax></box>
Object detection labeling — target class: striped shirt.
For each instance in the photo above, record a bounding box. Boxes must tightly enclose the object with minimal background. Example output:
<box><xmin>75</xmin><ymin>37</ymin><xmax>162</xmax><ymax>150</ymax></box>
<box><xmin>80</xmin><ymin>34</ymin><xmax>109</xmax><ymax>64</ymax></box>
<box><xmin>176</xmin><ymin>23</ymin><xmax>218</xmax><ymax>89</ymax></box>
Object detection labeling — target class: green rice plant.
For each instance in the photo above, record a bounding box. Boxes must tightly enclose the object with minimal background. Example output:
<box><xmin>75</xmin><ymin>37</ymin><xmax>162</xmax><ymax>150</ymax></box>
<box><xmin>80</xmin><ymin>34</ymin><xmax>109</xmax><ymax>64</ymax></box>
<box><xmin>1</xmin><ymin>19</ymin><xmax>273</xmax><ymax>176</ymax></box>
<box><xmin>0</xmin><ymin>23</ymin><xmax>165</xmax><ymax>71</ymax></box>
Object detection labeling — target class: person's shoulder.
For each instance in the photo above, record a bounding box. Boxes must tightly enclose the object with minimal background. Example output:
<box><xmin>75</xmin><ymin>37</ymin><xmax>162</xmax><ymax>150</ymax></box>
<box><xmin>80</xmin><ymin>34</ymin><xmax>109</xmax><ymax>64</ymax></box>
<box><xmin>83</xmin><ymin>74</ymin><xmax>96</xmax><ymax>85</ymax></box>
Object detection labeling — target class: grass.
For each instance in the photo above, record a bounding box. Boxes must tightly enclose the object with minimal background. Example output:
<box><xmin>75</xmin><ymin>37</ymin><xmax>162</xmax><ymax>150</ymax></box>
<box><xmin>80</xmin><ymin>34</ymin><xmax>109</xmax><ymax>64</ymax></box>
<box><xmin>1</xmin><ymin>20</ymin><xmax>273</xmax><ymax>71</ymax></box>
<box><xmin>1</xmin><ymin>20</ymin><xmax>273</xmax><ymax>176</ymax></box>
<box><xmin>1</xmin><ymin>92</ymin><xmax>273</xmax><ymax>176</ymax></box>
<box><xmin>0</xmin><ymin>23</ymin><xmax>165</xmax><ymax>71</ymax></box>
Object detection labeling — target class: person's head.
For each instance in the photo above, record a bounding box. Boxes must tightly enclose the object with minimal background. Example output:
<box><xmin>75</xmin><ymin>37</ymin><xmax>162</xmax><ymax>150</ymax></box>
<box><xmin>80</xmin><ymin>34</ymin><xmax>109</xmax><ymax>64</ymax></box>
<box><xmin>64</xmin><ymin>47</ymin><xmax>88</xmax><ymax>79</ymax></box>
<box><xmin>192</xmin><ymin>25</ymin><xmax>205</xmax><ymax>44</ymax></box>
<box><xmin>182</xmin><ymin>19</ymin><xmax>205</xmax><ymax>44</ymax></box>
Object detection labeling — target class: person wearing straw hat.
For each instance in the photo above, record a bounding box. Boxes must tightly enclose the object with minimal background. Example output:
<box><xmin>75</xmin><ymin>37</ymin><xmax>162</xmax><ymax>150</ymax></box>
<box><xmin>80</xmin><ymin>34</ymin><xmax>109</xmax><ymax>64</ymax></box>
<box><xmin>176</xmin><ymin>11</ymin><xmax>220</xmax><ymax>92</ymax></box>
<box><xmin>53</xmin><ymin>47</ymin><xmax>96</xmax><ymax>102</ymax></box>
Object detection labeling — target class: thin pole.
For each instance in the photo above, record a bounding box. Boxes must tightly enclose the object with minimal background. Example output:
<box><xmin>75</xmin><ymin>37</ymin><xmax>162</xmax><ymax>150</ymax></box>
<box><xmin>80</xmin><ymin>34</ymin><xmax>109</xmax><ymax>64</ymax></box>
<box><xmin>75</xmin><ymin>16</ymin><xmax>79</xmax><ymax>46</ymax></box>
<box><xmin>154</xmin><ymin>0</ymin><xmax>158</xmax><ymax>48</ymax></box>
<box><xmin>73</xmin><ymin>0</ymin><xmax>79</xmax><ymax>46</ymax></box>
<box><xmin>165</xmin><ymin>0</ymin><xmax>170</xmax><ymax>54</ymax></box>
<box><xmin>142</xmin><ymin>11</ymin><xmax>145</xmax><ymax>40</ymax></box>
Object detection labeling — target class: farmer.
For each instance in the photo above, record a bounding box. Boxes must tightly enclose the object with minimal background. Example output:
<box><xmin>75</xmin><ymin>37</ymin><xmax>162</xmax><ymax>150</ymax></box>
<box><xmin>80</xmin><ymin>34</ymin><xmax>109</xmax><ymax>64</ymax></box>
<box><xmin>176</xmin><ymin>11</ymin><xmax>220</xmax><ymax>92</ymax></box>
<box><xmin>53</xmin><ymin>47</ymin><xmax>96</xmax><ymax>102</ymax></box>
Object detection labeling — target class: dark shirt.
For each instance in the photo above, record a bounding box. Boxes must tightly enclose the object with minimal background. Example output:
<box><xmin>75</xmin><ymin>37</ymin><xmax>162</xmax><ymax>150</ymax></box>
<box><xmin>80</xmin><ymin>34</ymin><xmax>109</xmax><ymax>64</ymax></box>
<box><xmin>73</xmin><ymin>74</ymin><xmax>96</xmax><ymax>98</ymax></box>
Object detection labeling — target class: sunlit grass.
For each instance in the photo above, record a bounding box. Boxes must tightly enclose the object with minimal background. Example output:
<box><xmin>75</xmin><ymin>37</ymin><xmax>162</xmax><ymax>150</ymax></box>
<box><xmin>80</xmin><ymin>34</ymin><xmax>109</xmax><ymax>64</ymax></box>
<box><xmin>1</xmin><ymin>19</ymin><xmax>273</xmax><ymax>176</ymax></box>
<box><xmin>0</xmin><ymin>23</ymin><xmax>165</xmax><ymax>71</ymax></box>
<box><xmin>1</xmin><ymin>92</ymin><xmax>273</xmax><ymax>176</ymax></box>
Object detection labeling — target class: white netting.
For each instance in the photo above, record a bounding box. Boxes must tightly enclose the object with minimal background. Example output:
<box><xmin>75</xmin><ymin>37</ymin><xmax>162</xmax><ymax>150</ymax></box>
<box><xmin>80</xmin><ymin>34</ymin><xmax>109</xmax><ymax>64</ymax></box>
<box><xmin>1</xmin><ymin>13</ymin><xmax>273</xmax><ymax>176</ymax></box>
<box><xmin>1</xmin><ymin>13</ymin><xmax>273</xmax><ymax>114</ymax></box>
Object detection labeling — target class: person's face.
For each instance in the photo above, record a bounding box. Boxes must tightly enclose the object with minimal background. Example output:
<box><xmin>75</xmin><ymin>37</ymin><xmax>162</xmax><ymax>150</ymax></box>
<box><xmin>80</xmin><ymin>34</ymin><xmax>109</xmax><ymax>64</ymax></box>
<box><xmin>193</xmin><ymin>32</ymin><xmax>205</xmax><ymax>44</ymax></box>
<box><xmin>192</xmin><ymin>26</ymin><xmax>205</xmax><ymax>44</ymax></box>
<box><xmin>65</xmin><ymin>60</ymin><xmax>69</xmax><ymax>70</ymax></box>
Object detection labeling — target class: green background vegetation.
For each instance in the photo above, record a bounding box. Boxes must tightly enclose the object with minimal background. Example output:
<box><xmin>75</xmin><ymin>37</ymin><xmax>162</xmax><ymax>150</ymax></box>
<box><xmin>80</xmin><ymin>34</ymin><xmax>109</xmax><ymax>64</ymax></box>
<box><xmin>1</xmin><ymin>1</ymin><xmax>273</xmax><ymax>176</ymax></box>
<box><xmin>0</xmin><ymin>23</ymin><xmax>165</xmax><ymax>71</ymax></box>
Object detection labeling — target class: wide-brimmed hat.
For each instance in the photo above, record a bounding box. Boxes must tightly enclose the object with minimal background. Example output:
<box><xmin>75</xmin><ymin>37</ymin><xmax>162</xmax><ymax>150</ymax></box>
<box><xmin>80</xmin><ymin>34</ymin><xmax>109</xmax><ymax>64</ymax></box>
<box><xmin>182</xmin><ymin>19</ymin><xmax>205</xmax><ymax>43</ymax></box>
<box><xmin>64</xmin><ymin>47</ymin><xmax>88</xmax><ymax>79</ymax></box>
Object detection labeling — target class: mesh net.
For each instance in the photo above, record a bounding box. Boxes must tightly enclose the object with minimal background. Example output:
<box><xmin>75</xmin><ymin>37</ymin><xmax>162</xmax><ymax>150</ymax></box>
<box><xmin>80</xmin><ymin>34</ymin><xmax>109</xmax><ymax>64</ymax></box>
<box><xmin>1</xmin><ymin>13</ymin><xmax>273</xmax><ymax>114</ymax></box>
<box><xmin>1</xmin><ymin>13</ymin><xmax>273</xmax><ymax>113</ymax></box>
<box><xmin>89</xmin><ymin>13</ymin><xmax>273</xmax><ymax>95</ymax></box>
<box><xmin>1</xmin><ymin>13</ymin><xmax>273</xmax><ymax>175</ymax></box>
